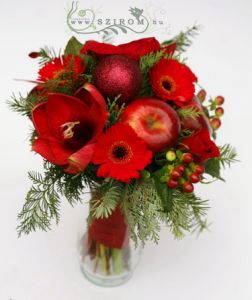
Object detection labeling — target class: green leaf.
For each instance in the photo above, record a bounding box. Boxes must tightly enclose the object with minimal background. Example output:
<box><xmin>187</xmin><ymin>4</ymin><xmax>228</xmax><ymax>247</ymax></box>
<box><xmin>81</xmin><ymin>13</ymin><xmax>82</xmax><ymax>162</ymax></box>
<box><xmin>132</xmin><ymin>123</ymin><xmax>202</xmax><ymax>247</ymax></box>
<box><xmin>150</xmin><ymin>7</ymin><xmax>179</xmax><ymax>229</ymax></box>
<box><xmin>64</xmin><ymin>36</ymin><xmax>83</xmax><ymax>56</ymax></box>
<box><xmin>204</xmin><ymin>144</ymin><xmax>237</xmax><ymax>181</ymax></box>
<box><xmin>204</xmin><ymin>158</ymin><xmax>223</xmax><ymax>181</ymax></box>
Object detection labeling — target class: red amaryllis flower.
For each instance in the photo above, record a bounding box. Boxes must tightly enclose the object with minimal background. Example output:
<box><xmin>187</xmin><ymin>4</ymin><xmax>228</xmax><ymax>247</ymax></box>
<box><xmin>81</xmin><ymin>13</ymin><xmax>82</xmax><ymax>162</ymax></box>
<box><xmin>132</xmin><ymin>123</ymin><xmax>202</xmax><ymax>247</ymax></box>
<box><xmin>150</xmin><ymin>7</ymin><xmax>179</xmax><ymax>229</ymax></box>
<box><xmin>91</xmin><ymin>123</ymin><xmax>152</xmax><ymax>183</ymax></box>
<box><xmin>32</xmin><ymin>82</ymin><xmax>107</xmax><ymax>173</ymax></box>
<box><xmin>181</xmin><ymin>128</ymin><xmax>220</xmax><ymax>162</ymax></box>
<box><xmin>81</xmin><ymin>37</ymin><xmax>161</xmax><ymax>61</ymax></box>
<box><xmin>38</xmin><ymin>54</ymin><xmax>85</xmax><ymax>82</ymax></box>
<box><xmin>150</xmin><ymin>58</ymin><xmax>197</xmax><ymax>106</ymax></box>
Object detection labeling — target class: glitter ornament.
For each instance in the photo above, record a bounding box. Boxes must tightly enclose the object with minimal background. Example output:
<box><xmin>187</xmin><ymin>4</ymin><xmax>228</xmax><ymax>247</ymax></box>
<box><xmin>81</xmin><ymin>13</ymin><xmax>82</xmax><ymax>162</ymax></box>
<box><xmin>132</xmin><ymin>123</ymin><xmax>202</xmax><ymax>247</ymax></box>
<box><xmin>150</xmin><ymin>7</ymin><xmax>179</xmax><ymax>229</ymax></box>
<box><xmin>93</xmin><ymin>55</ymin><xmax>143</xmax><ymax>103</ymax></box>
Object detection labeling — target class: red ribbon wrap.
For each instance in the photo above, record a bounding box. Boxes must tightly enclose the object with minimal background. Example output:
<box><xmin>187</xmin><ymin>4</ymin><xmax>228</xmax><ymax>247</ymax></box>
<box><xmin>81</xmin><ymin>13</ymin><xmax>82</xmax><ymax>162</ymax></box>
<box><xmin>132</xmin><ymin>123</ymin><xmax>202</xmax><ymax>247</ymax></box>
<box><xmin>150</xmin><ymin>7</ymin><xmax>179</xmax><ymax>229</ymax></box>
<box><xmin>89</xmin><ymin>206</ymin><xmax>129</xmax><ymax>249</ymax></box>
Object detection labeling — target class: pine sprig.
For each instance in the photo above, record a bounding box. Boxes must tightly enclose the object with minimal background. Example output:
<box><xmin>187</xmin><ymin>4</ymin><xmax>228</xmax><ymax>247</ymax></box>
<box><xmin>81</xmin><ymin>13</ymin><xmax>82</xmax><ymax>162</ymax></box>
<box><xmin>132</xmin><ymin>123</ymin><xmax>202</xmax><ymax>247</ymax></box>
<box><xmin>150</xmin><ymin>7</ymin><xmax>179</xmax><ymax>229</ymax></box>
<box><xmin>106</xmin><ymin>96</ymin><xmax>125</xmax><ymax>129</ymax></box>
<box><xmin>121</xmin><ymin>179</ymin><xmax>162</xmax><ymax>245</ymax></box>
<box><xmin>90</xmin><ymin>179</ymin><xmax>125</xmax><ymax>219</ymax></box>
<box><xmin>138</xmin><ymin>50</ymin><xmax>164</xmax><ymax>97</ymax></box>
<box><xmin>159</xmin><ymin>188</ymin><xmax>209</xmax><ymax>239</ymax></box>
<box><xmin>17</xmin><ymin>171</ymin><xmax>61</xmax><ymax>236</ymax></box>
<box><xmin>162</xmin><ymin>25</ymin><xmax>200</xmax><ymax>54</ymax></box>
<box><xmin>177</xmin><ymin>106</ymin><xmax>203</xmax><ymax>120</ymax></box>
<box><xmin>17</xmin><ymin>161</ymin><xmax>99</xmax><ymax>236</ymax></box>
<box><xmin>139</xmin><ymin>50</ymin><xmax>164</xmax><ymax>73</ymax></box>
<box><xmin>38</xmin><ymin>46</ymin><xmax>59</xmax><ymax>66</ymax></box>
<box><xmin>218</xmin><ymin>144</ymin><xmax>238</xmax><ymax>168</ymax></box>
<box><xmin>7</xmin><ymin>93</ymin><xmax>44</xmax><ymax>117</ymax></box>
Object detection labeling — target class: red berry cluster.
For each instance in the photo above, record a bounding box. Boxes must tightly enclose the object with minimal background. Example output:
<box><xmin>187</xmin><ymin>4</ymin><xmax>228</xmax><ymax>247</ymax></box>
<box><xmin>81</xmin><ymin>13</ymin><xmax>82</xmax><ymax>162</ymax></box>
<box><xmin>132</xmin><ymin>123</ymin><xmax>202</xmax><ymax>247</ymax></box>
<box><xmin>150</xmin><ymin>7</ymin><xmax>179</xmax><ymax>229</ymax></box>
<box><xmin>210</xmin><ymin>96</ymin><xmax>224</xmax><ymax>130</ymax></box>
<box><xmin>197</xmin><ymin>90</ymin><xmax>224</xmax><ymax>131</ymax></box>
<box><xmin>165</xmin><ymin>151</ymin><xmax>204</xmax><ymax>193</ymax></box>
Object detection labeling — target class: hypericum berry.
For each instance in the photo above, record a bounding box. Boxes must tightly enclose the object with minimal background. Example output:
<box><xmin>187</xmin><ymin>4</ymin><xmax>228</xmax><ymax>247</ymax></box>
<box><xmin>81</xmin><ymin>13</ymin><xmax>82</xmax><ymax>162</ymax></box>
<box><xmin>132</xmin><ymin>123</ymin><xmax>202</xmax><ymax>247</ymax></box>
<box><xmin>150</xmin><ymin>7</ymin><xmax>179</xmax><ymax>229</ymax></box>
<box><xmin>194</xmin><ymin>164</ymin><xmax>205</xmax><ymax>174</ymax></box>
<box><xmin>197</xmin><ymin>89</ymin><xmax>207</xmax><ymax>103</ymax></box>
<box><xmin>215</xmin><ymin>107</ymin><xmax>224</xmax><ymax>117</ymax></box>
<box><xmin>214</xmin><ymin>96</ymin><xmax>224</xmax><ymax>105</ymax></box>
<box><xmin>177</xmin><ymin>164</ymin><xmax>186</xmax><ymax>175</ymax></box>
<box><xmin>141</xmin><ymin>170</ymin><xmax>151</xmax><ymax>180</ymax></box>
<box><xmin>29</xmin><ymin>51</ymin><xmax>40</xmax><ymax>58</ymax></box>
<box><xmin>182</xmin><ymin>153</ymin><xmax>193</xmax><ymax>164</ymax></box>
<box><xmin>182</xmin><ymin>182</ymin><xmax>194</xmax><ymax>193</ymax></box>
<box><xmin>166</xmin><ymin>150</ymin><xmax>176</xmax><ymax>161</ymax></box>
<box><xmin>210</xmin><ymin>117</ymin><xmax>221</xmax><ymax>130</ymax></box>
<box><xmin>167</xmin><ymin>179</ymin><xmax>179</xmax><ymax>189</ymax></box>
<box><xmin>189</xmin><ymin>173</ymin><xmax>201</xmax><ymax>183</ymax></box>
<box><xmin>170</xmin><ymin>169</ymin><xmax>181</xmax><ymax>180</ymax></box>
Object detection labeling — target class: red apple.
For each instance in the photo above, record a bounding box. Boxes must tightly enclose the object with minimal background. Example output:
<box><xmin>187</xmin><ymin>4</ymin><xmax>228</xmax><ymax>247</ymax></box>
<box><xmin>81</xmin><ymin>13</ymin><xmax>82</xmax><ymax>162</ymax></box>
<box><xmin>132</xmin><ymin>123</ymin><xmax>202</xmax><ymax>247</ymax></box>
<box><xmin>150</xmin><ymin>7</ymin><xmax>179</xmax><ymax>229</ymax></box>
<box><xmin>180</xmin><ymin>96</ymin><xmax>212</xmax><ymax>133</ymax></box>
<box><xmin>120</xmin><ymin>98</ymin><xmax>180</xmax><ymax>153</ymax></box>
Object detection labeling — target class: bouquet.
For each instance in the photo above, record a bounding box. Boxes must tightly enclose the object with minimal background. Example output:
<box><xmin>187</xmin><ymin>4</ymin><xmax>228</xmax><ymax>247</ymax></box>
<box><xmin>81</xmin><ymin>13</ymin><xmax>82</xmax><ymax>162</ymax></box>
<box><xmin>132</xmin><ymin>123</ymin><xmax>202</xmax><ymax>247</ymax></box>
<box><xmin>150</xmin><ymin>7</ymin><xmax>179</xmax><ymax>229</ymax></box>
<box><xmin>9</xmin><ymin>26</ymin><xmax>236</xmax><ymax>286</ymax></box>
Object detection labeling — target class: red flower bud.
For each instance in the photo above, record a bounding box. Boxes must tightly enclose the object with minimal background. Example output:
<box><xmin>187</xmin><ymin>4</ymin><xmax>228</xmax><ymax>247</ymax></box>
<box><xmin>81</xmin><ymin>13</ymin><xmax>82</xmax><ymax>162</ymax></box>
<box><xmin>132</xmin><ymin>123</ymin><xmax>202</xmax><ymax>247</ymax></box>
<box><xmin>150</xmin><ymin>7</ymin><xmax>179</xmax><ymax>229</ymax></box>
<box><xmin>29</xmin><ymin>52</ymin><xmax>40</xmax><ymax>58</ymax></box>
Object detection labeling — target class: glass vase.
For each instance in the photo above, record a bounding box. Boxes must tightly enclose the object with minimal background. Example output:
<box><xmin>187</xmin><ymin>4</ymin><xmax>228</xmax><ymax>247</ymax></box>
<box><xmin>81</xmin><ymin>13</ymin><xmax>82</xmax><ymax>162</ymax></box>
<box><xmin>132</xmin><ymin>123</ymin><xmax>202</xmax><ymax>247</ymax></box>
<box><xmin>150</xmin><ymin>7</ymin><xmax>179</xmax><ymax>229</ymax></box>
<box><xmin>79</xmin><ymin>205</ymin><xmax>141</xmax><ymax>287</ymax></box>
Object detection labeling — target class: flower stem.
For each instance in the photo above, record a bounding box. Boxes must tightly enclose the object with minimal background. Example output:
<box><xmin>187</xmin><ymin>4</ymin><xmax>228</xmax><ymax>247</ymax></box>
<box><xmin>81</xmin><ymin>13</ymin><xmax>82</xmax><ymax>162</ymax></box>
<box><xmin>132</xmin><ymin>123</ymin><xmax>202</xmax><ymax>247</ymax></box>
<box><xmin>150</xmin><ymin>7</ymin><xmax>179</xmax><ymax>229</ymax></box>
<box><xmin>99</xmin><ymin>244</ymin><xmax>107</xmax><ymax>274</ymax></box>
<box><xmin>112</xmin><ymin>248</ymin><xmax>123</xmax><ymax>274</ymax></box>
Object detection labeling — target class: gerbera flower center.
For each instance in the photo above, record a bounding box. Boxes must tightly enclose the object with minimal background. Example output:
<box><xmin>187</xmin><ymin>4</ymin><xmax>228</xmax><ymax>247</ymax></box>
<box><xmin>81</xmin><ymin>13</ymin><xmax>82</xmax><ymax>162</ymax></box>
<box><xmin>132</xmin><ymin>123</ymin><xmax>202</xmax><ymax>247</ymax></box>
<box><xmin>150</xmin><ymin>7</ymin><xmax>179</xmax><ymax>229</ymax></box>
<box><xmin>162</xmin><ymin>80</ymin><xmax>172</xmax><ymax>91</ymax></box>
<box><xmin>160</xmin><ymin>76</ymin><xmax>176</xmax><ymax>94</ymax></box>
<box><xmin>109</xmin><ymin>141</ymin><xmax>133</xmax><ymax>164</ymax></box>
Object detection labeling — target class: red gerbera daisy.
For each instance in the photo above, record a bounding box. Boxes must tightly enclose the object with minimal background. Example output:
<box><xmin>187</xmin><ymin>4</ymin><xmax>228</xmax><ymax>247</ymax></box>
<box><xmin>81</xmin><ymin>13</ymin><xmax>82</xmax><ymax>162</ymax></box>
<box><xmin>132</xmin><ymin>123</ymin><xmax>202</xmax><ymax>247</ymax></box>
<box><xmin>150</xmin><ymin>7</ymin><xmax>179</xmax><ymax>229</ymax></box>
<box><xmin>150</xmin><ymin>58</ymin><xmax>197</xmax><ymax>106</ymax></box>
<box><xmin>91</xmin><ymin>123</ymin><xmax>152</xmax><ymax>183</ymax></box>
<box><xmin>38</xmin><ymin>54</ymin><xmax>85</xmax><ymax>82</ymax></box>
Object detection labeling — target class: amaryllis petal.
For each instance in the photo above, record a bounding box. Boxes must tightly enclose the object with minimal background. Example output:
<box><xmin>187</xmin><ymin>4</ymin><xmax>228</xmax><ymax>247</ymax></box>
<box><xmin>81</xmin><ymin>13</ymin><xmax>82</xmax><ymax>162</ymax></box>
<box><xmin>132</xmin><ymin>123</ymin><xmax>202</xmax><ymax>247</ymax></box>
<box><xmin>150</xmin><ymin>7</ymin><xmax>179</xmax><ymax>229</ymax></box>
<box><xmin>32</xmin><ymin>138</ymin><xmax>72</xmax><ymax>165</ymax></box>
<box><xmin>75</xmin><ymin>83</ymin><xmax>108</xmax><ymax>142</ymax></box>
<box><xmin>65</xmin><ymin>143</ymin><xmax>96</xmax><ymax>174</ymax></box>
<box><xmin>46</xmin><ymin>93</ymin><xmax>93</xmax><ymax>139</ymax></box>
<box><xmin>81</xmin><ymin>37</ymin><xmax>160</xmax><ymax>61</ymax></box>
<box><xmin>32</xmin><ymin>102</ymin><xmax>50</xmax><ymax>137</ymax></box>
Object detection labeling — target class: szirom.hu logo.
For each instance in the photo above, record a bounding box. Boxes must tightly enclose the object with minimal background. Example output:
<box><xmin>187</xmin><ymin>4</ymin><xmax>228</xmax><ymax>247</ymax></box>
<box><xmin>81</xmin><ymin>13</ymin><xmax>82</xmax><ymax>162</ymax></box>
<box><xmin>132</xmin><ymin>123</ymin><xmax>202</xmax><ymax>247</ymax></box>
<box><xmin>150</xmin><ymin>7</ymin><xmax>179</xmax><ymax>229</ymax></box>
<box><xmin>67</xmin><ymin>2</ymin><xmax>166</xmax><ymax>35</ymax></box>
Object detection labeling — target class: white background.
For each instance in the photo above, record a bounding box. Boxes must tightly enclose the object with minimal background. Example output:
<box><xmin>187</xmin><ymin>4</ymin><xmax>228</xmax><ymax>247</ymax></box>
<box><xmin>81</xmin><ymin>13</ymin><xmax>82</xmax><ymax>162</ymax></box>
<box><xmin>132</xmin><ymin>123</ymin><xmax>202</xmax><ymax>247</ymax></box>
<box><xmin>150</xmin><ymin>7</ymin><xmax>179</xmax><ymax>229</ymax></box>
<box><xmin>0</xmin><ymin>0</ymin><xmax>251</xmax><ymax>299</ymax></box>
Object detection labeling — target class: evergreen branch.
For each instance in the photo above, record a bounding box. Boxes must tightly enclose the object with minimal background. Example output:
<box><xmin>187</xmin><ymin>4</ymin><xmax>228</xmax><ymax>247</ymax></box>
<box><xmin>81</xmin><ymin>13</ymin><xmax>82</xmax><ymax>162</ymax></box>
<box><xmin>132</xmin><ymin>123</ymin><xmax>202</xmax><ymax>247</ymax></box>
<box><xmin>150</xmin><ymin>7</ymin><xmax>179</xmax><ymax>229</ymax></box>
<box><xmin>162</xmin><ymin>25</ymin><xmax>201</xmax><ymax>54</ymax></box>
<box><xmin>138</xmin><ymin>50</ymin><xmax>165</xmax><ymax>97</ymax></box>
<box><xmin>161</xmin><ymin>189</ymin><xmax>209</xmax><ymax>238</ymax></box>
<box><xmin>17</xmin><ymin>161</ymin><xmax>99</xmax><ymax>236</ymax></box>
<box><xmin>204</xmin><ymin>144</ymin><xmax>238</xmax><ymax>180</ymax></box>
<box><xmin>90</xmin><ymin>179</ymin><xmax>125</xmax><ymax>219</ymax></box>
<box><xmin>7</xmin><ymin>93</ymin><xmax>43</xmax><ymax>117</ymax></box>
<box><xmin>139</xmin><ymin>50</ymin><xmax>164</xmax><ymax>73</ymax></box>
<box><xmin>17</xmin><ymin>171</ymin><xmax>60</xmax><ymax>236</ymax></box>
<box><xmin>177</xmin><ymin>106</ymin><xmax>203</xmax><ymax>120</ymax></box>
<box><xmin>106</xmin><ymin>96</ymin><xmax>125</xmax><ymax>129</ymax></box>
<box><xmin>121</xmin><ymin>179</ymin><xmax>162</xmax><ymax>245</ymax></box>
<box><xmin>218</xmin><ymin>144</ymin><xmax>238</xmax><ymax>168</ymax></box>
<box><xmin>38</xmin><ymin>46</ymin><xmax>59</xmax><ymax>66</ymax></box>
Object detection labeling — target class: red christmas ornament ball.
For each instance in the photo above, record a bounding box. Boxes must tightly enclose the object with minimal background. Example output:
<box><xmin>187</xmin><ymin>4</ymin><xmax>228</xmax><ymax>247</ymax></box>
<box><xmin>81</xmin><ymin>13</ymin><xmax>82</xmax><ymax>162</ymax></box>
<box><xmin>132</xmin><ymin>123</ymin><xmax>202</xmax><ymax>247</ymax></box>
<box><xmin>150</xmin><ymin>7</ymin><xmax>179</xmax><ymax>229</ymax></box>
<box><xmin>93</xmin><ymin>55</ymin><xmax>143</xmax><ymax>103</ymax></box>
